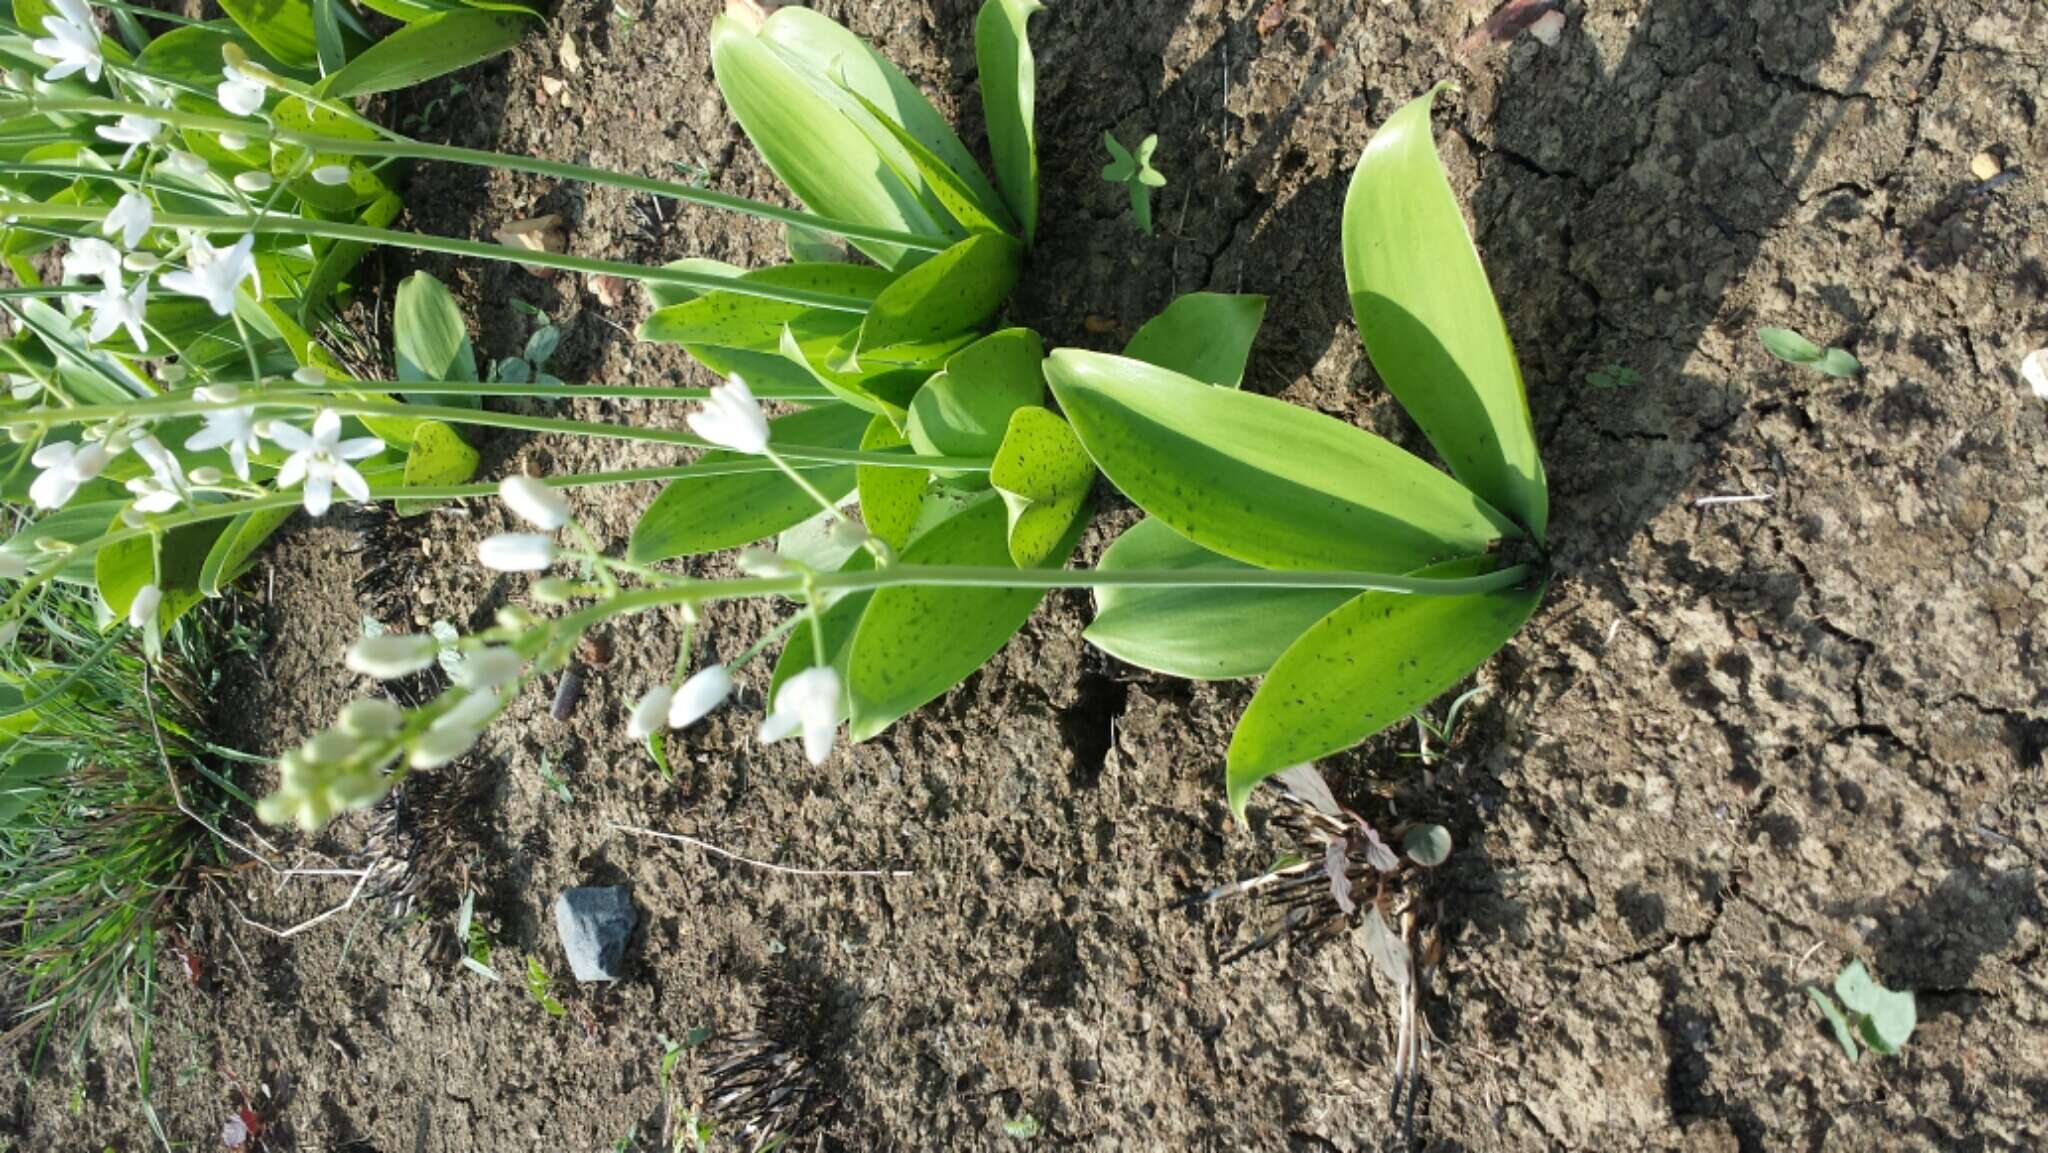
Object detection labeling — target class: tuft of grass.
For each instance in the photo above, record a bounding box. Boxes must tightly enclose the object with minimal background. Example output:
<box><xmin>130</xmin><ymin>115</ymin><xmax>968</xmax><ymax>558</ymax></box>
<box><xmin>0</xmin><ymin>580</ymin><xmax>249</xmax><ymax>1075</ymax></box>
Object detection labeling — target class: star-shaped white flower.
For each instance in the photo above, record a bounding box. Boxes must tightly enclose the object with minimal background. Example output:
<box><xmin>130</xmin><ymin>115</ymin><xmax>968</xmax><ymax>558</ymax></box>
<box><xmin>268</xmin><ymin>410</ymin><xmax>382</xmax><ymax>517</ymax></box>
<box><xmin>63</xmin><ymin>236</ymin><xmax>122</xmax><ymax>285</ymax></box>
<box><xmin>82</xmin><ymin>274</ymin><xmax>147</xmax><ymax>349</ymax></box>
<box><xmin>29</xmin><ymin>439</ymin><xmax>111</xmax><ymax>510</ymax></box>
<box><xmin>125</xmin><ymin>434</ymin><xmax>188</xmax><ymax>513</ymax></box>
<box><xmin>30</xmin><ymin>0</ymin><xmax>102</xmax><ymax>84</ymax></box>
<box><xmin>103</xmin><ymin>191</ymin><xmax>153</xmax><ymax>247</ymax></box>
<box><xmin>183</xmin><ymin>403</ymin><xmax>261</xmax><ymax>480</ymax></box>
<box><xmin>687</xmin><ymin>373</ymin><xmax>771</xmax><ymax>455</ymax></box>
<box><xmin>95</xmin><ymin>115</ymin><xmax>163</xmax><ymax>166</ymax></box>
<box><xmin>159</xmin><ymin>233</ymin><xmax>259</xmax><ymax>316</ymax></box>
<box><xmin>758</xmin><ymin>665</ymin><xmax>844</xmax><ymax>765</ymax></box>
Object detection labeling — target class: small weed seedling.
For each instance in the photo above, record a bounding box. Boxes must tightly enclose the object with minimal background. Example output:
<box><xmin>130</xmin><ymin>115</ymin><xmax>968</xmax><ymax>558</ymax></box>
<box><xmin>1002</xmin><ymin>1111</ymin><xmax>1041</xmax><ymax>1140</ymax></box>
<box><xmin>1406</xmin><ymin>685</ymin><xmax>1486</xmax><ymax>766</ymax></box>
<box><xmin>523</xmin><ymin>958</ymin><xmax>568</xmax><ymax>1017</ymax></box>
<box><xmin>1101</xmin><ymin>131</ymin><xmax>1168</xmax><ymax>234</ymax></box>
<box><xmin>537</xmin><ymin>750</ymin><xmax>574</xmax><ymax>804</ymax></box>
<box><xmin>454</xmin><ymin>891</ymin><xmax>501</xmax><ymax>983</ymax></box>
<box><xmin>1808</xmin><ymin>960</ymin><xmax>1915</xmax><ymax>1061</ymax></box>
<box><xmin>1760</xmin><ymin>326</ymin><xmax>1862</xmax><ymax>378</ymax></box>
<box><xmin>1586</xmin><ymin>362</ymin><xmax>1642</xmax><ymax>390</ymax></box>
<box><xmin>495</xmin><ymin>301</ymin><xmax>565</xmax><ymax>386</ymax></box>
<box><xmin>658</xmin><ymin>1028</ymin><xmax>717</xmax><ymax>1151</ymax></box>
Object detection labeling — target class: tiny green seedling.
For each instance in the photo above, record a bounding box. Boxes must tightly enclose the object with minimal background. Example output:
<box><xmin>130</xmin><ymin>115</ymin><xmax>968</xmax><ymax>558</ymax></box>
<box><xmin>1760</xmin><ymin>327</ymin><xmax>1861</xmax><ymax>378</ymax></box>
<box><xmin>537</xmin><ymin>751</ymin><xmax>574</xmax><ymax>804</ymax></box>
<box><xmin>1586</xmin><ymin>363</ymin><xmax>1641</xmax><ymax>390</ymax></box>
<box><xmin>496</xmin><ymin>301</ymin><xmax>564</xmax><ymax>386</ymax></box>
<box><xmin>1101</xmin><ymin>132</ymin><xmax>1168</xmax><ymax>234</ymax></box>
<box><xmin>1002</xmin><ymin>1112</ymin><xmax>1041</xmax><ymax>1140</ymax></box>
<box><xmin>1407</xmin><ymin>685</ymin><xmax>1485</xmax><ymax>765</ymax></box>
<box><xmin>524</xmin><ymin>958</ymin><xmax>567</xmax><ymax>1017</ymax></box>
<box><xmin>1808</xmin><ymin>959</ymin><xmax>1915</xmax><ymax>1061</ymax></box>
<box><xmin>455</xmin><ymin>891</ymin><xmax>501</xmax><ymax>982</ymax></box>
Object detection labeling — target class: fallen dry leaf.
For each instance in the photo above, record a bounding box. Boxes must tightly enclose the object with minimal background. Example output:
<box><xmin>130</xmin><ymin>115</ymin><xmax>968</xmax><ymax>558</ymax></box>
<box><xmin>495</xmin><ymin>214</ymin><xmax>566</xmax><ymax>277</ymax></box>
<box><xmin>1529</xmin><ymin>9</ymin><xmax>1565</xmax><ymax>46</ymax></box>
<box><xmin>1256</xmin><ymin>0</ymin><xmax>1287</xmax><ymax>37</ymax></box>
<box><xmin>539</xmin><ymin>75</ymin><xmax>565</xmax><ymax>99</ymax></box>
<box><xmin>1082</xmin><ymin>314</ymin><xmax>1120</xmax><ymax>335</ymax></box>
<box><xmin>560</xmin><ymin>33</ymin><xmax>583</xmax><ymax>76</ymax></box>
<box><xmin>1457</xmin><ymin>0</ymin><xmax>1560</xmax><ymax>56</ymax></box>
<box><xmin>586</xmin><ymin>273</ymin><xmax>628</xmax><ymax>309</ymax></box>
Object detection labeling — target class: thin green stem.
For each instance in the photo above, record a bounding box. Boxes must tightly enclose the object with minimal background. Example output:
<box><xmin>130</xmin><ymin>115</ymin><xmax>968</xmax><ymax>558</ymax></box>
<box><xmin>7</xmin><ymin>95</ymin><xmax>953</xmax><ymax>253</ymax></box>
<box><xmin>215</xmin><ymin>378</ymin><xmax>836</xmax><ymax>404</ymax></box>
<box><xmin>0</xmin><ymin>203</ymin><xmax>874</xmax><ymax>313</ymax></box>
<box><xmin>763</xmin><ymin>446</ymin><xmax>850</xmax><ymax>524</ymax></box>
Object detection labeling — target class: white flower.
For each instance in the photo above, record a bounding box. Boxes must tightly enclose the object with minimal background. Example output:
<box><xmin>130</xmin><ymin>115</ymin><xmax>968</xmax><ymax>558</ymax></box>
<box><xmin>291</xmin><ymin>364</ymin><xmax>326</xmax><ymax>385</ymax></box>
<box><xmin>311</xmin><ymin>164</ymin><xmax>352</xmax><ymax>186</ymax></box>
<box><xmin>450</xmin><ymin>645</ymin><xmax>522</xmax><ymax>692</ymax></box>
<box><xmin>338</xmin><ymin>697</ymin><xmax>404</xmax><ymax>738</ymax></box>
<box><xmin>232</xmin><ymin>170</ymin><xmax>271</xmax><ymax>194</ymax></box>
<box><xmin>268</xmin><ymin>409</ymin><xmax>381</xmax><ymax>517</ymax></box>
<box><xmin>29</xmin><ymin>439</ymin><xmax>110</xmax><ymax>509</ymax></box>
<box><xmin>63</xmin><ymin>236</ymin><xmax>122</xmax><ymax>284</ymax></box>
<box><xmin>30</xmin><ymin>0</ymin><xmax>102</xmax><ymax>84</ymax></box>
<box><xmin>163</xmin><ymin>150</ymin><xmax>208</xmax><ymax>180</ymax></box>
<box><xmin>432</xmin><ymin>687</ymin><xmax>501</xmax><ymax>733</ymax></box>
<box><xmin>758</xmin><ymin>665</ymin><xmax>844</xmax><ymax>765</ymax></box>
<box><xmin>346</xmin><ymin>633</ymin><xmax>438</xmax><ymax>679</ymax></box>
<box><xmin>95</xmin><ymin>116</ymin><xmax>163</xmax><ymax>166</ymax></box>
<box><xmin>2024</xmin><ymin>349</ymin><xmax>2048</xmax><ymax>402</ymax></box>
<box><xmin>669</xmin><ymin>664</ymin><xmax>732</xmax><ymax>729</ymax></box>
<box><xmin>627</xmin><ymin>685</ymin><xmax>674</xmax><ymax>740</ymax></box>
<box><xmin>498</xmin><ymin>474</ymin><xmax>572</xmax><ymax>530</ymax></box>
<box><xmin>0</xmin><ymin>551</ymin><xmax>28</xmax><ymax>579</ymax></box>
<box><xmin>187</xmin><ymin>465</ymin><xmax>223</xmax><ymax>486</ymax></box>
<box><xmin>124</xmin><ymin>434</ymin><xmax>187</xmax><ymax>512</ymax></box>
<box><xmin>183</xmin><ymin>404</ymin><xmax>261</xmax><ymax>480</ymax></box>
<box><xmin>687</xmin><ymin>373</ymin><xmax>771</xmax><ymax>455</ymax></box>
<box><xmin>217</xmin><ymin>62</ymin><xmax>267</xmax><ymax>117</ymax></box>
<box><xmin>82</xmin><ymin>274</ymin><xmax>147</xmax><ymax>349</ymax></box>
<box><xmin>159</xmin><ymin>233</ymin><xmax>259</xmax><ymax>316</ymax></box>
<box><xmin>217</xmin><ymin>130</ymin><xmax>247</xmax><ymax>151</ymax></box>
<box><xmin>122</xmin><ymin>251</ymin><xmax>160</xmax><ymax>273</ymax></box>
<box><xmin>127</xmin><ymin>583</ymin><xmax>161</xmax><ymax>629</ymax></box>
<box><xmin>476</xmin><ymin>532</ymin><xmax>556</xmax><ymax>572</ymax></box>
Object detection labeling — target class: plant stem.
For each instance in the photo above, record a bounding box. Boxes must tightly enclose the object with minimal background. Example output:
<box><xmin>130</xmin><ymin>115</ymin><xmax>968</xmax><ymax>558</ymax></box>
<box><xmin>0</xmin><ymin>203</ymin><xmax>873</xmax><ymax>313</ymax></box>
<box><xmin>191</xmin><ymin>379</ymin><xmax>839</xmax><ymax>404</ymax></box>
<box><xmin>8</xmin><ymin>95</ymin><xmax>952</xmax><ymax>254</ymax></box>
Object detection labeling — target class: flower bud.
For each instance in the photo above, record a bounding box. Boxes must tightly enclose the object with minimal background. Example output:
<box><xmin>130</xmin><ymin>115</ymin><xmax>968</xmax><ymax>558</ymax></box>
<box><xmin>194</xmin><ymin>382</ymin><xmax>237</xmax><ymax>403</ymax></box>
<box><xmin>531</xmin><ymin>578</ymin><xmax>580</xmax><ymax>605</ymax></box>
<box><xmin>627</xmin><ymin>686</ymin><xmax>675</xmax><ymax>740</ymax></box>
<box><xmin>187</xmin><ymin>466</ymin><xmax>224</xmax><ymax>486</ymax></box>
<box><xmin>127</xmin><ymin>583</ymin><xmax>161</xmax><ymax>629</ymax></box>
<box><xmin>432</xmin><ymin>687</ymin><xmax>501</xmax><ymax>733</ymax></box>
<box><xmin>450</xmin><ymin>645</ymin><xmax>522</xmax><ymax>691</ymax></box>
<box><xmin>338</xmin><ymin>697</ymin><xmax>404</xmax><ymax>738</ymax></box>
<box><xmin>736</xmin><ymin>547</ymin><xmax>790</xmax><ymax>576</ymax></box>
<box><xmin>292</xmin><ymin>365</ymin><xmax>327</xmax><ymax>385</ymax></box>
<box><xmin>669</xmin><ymin>664</ymin><xmax>733</xmax><ymax>729</ymax></box>
<box><xmin>300</xmin><ymin>728</ymin><xmax>356</xmax><ymax>765</ymax></box>
<box><xmin>218</xmin><ymin>131</ymin><xmax>248</xmax><ymax>151</ymax></box>
<box><xmin>232</xmin><ymin>171</ymin><xmax>273</xmax><ymax>193</ymax></box>
<box><xmin>311</xmin><ymin>164</ymin><xmax>352</xmax><ymax>186</ymax></box>
<box><xmin>7</xmin><ymin>424</ymin><xmax>36</xmax><ymax>444</ymax></box>
<box><xmin>0</xmin><ymin>552</ymin><xmax>24</xmax><ymax>580</ymax></box>
<box><xmin>498</xmin><ymin>475</ymin><xmax>572</xmax><ymax>531</ymax></box>
<box><xmin>477</xmin><ymin>532</ymin><xmax>557</xmax><ymax>573</ymax></box>
<box><xmin>409</xmin><ymin>722</ymin><xmax>479</xmax><ymax>769</ymax></box>
<box><xmin>345</xmin><ymin>633</ymin><xmax>439</xmax><ymax>679</ymax></box>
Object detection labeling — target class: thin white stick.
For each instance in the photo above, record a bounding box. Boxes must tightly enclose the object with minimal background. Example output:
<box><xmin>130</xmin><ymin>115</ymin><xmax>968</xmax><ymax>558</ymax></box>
<box><xmin>609</xmin><ymin>822</ymin><xmax>912</xmax><ymax>879</ymax></box>
<box><xmin>1694</xmin><ymin>486</ymin><xmax>1776</xmax><ymax>507</ymax></box>
<box><xmin>237</xmin><ymin>867</ymin><xmax>374</xmax><ymax>940</ymax></box>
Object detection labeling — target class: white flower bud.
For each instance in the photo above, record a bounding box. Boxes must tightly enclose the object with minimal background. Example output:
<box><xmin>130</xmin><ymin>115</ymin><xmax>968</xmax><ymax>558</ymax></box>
<box><xmin>495</xmin><ymin>605</ymin><xmax>537</xmax><ymax>634</ymax></box>
<box><xmin>432</xmin><ymin>687</ymin><xmax>500</xmax><ymax>733</ymax></box>
<box><xmin>477</xmin><ymin>532</ymin><xmax>557</xmax><ymax>572</ymax></box>
<box><xmin>194</xmin><ymin>382</ymin><xmax>238</xmax><ymax>403</ymax></box>
<box><xmin>232</xmin><ymin>170</ymin><xmax>272</xmax><ymax>193</ymax></box>
<box><xmin>0</xmin><ymin>551</ymin><xmax>25</xmax><ymax>579</ymax></box>
<box><xmin>338</xmin><ymin>697</ymin><xmax>404</xmax><ymax>738</ymax></box>
<box><xmin>409</xmin><ymin>723</ymin><xmax>478</xmax><ymax>769</ymax></box>
<box><xmin>450</xmin><ymin>645</ymin><xmax>522</xmax><ymax>691</ymax></box>
<box><xmin>187</xmin><ymin>466</ymin><xmax>224</xmax><ymax>486</ymax></box>
<box><xmin>292</xmin><ymin>364</ymin><xmax>326</xmax><ymax>385</ymax></box>
<box><xmin>668</xmin><ymin>664</ymin><xmax>732</xmax><ymax>729</ymax></box>
<box><xmin>498</xmin><ymin>475</ymin><xmax>571</xmax><ymax>531</ymax></box>
<box><xmin>345</xmin><ymin>633</ymin><xmax>439</xmax><ymax>679</ymax></box>
<box><xmin>122</xmin><ymin>252</ymin><xmax>161</xmax><ymax>273</ymax></box>
<box><xmin>159</xmin><ymin>363</ymin><xmax>189</xmax><ymax>386</ymax></box>
<box><xmin>300</xmin><ymin>728</ymin><xmax>356</xmax><ymax>765</ymax></box>
<box><xmin>627</xmin><ymin>686</ymin><xmax>674</xmax><ymax>740</ymax></box>
<box><xmin>311</xmin><ymin>164</ymin><xmax>352</xmax><ymax>186</ymax></box>
<box><xmin>531</xmin><ymin>578</ymin><xmax>579</xmax><ymax>605</ymax></box>
<box><xmin>127</xmin><ymin>583</ymin><xmax>161</xmax><ymax>629</ymax></box>
<box><xmin>218</xmin><ymin>131</ymin><xmax>248</xmax><ymax>151</ymax></box>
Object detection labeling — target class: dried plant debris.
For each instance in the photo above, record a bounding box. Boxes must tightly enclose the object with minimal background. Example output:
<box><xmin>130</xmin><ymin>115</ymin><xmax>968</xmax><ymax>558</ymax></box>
<box><xmin>354</xmin><ymin>753</ymin><xmax>491</xmax><ymax>924</ymax></box>
<box><xmin>700</xmin><ymin>970</ymin><xmax>850</xmax><ymax>1151</ymax></box>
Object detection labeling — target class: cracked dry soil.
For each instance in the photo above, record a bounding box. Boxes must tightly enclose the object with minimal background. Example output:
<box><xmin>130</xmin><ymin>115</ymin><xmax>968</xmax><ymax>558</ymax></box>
<box><xmin>9</xmin><ymin>1</ymin><xmax>2048</xmax><ymax>1150</ymax></box>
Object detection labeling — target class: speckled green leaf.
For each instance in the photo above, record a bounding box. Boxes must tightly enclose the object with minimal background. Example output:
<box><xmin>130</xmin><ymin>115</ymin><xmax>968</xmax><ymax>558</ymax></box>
<box><xmin>907</xmin><ymin>328</ymin><xmax>1045</xmax><ymax>479</ymax></box>
<box><xmin>1123</xmin><ymin>292</ymin><xmax>1266</xmax><ymax>388</ymax></box>
<box><xmin>270</xmin><ymin>95</ymin><xmax>395</xmax><ymax>213</ymax></box>
<box><xmin>315</xmin><ymin>10</ymin><xmax>530</xmax><ymax>99</ymax></box>
<box><xmin>843</xmin><ymin>88</ymin><xmax>1014</xmax><ymax>237</ymax></box>
<box><xmin>200</xmin><ymin>503</ymin><xmax>298</xmax><ymax>596</ymax></box>
<box><xmin>396</xmin><ymin>420</ymin><xmax>480</xmax><ymax>517</ymax></box>
<box><xmin>854</xmin><ymin>233</ymin><xmax>1021</xmax><ymax>363</ymax></box>
<box><xmin>95</xmin><ymin>520</ymin><xmax>227</xmax><ymax>637</ymax></box>
<box><xmin>989</xmin><ymin>406</ymin><xmax>1093</xmax><ymax>567</ymax></box>
<box><xmin>779</xmin><ymin>326</ymin><xmax>932</xmax><ymax>426</ymax></box>
<box><xmin>638</xmin><ymin>263</ymin><xmax>892</xmax><ymax>354</ymax></box>
<box><xmin>976</xmin><ymin>0</ymin><xmax>1042</xmax><ymax>245</ymax></box>
<box><xmin>1226</xmin><ymin>557</ymin><xmax>1545</xmax><ymax>818</ymax></box>
<box><xmin>628</xmin><ymin>404</ymin><xmax>870</xmax><ymax>563</ymax></box>
<box><xmin>218</xmin><ymin>0</ymin><xmax>319</xmax><ymax>68</ymax></box>
<box><xmin>5</xmin><ymin>501</ymin><xmax>122</xmax><ymax>586</ymax></box>
<box><xmin>846</xmin><ymin>493</ymin><xmax>1082</xmax><ymax>741</ymax></box>
<box><xmin>770</xmin><ymin>549</ymin><xmax>876</xmax><ymax>705</ymax></box>
<box><xmin>1044</xmin><ymin>350</ymin><xmax>1516</xmax><ymax>572</ymax></box>
<box><xmin>1083</xmin><ymin>517</ymin><xmax>1350</xmax><ymax>680</ymax></box>
<box><xmin>856</xmin><ymin>415</ymin><xmax>926</xmax><ymax>551</ymax></box>
<box><xmin>1345</xmin><ymin>83</ymin><xmax>1547</xmax><ymax>539</ymax></box>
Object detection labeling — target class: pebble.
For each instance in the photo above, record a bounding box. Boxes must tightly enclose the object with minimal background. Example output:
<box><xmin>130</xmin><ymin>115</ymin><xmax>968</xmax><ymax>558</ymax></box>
<box><xmin>1970</xmin><ymin>150</ymin><xmax>2002</xmax><ymax>181</ymax></box>
<box><xmin>554</xmin><ymin>885</ymin><xmax>636</xmax><ymax>982</ymax></box>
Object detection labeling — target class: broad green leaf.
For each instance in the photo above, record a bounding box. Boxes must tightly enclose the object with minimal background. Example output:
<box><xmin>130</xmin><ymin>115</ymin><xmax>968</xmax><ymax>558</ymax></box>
<box><xmin>298</xmin><ymin>191</ymin><xmax>403</xmax><ymax>327</ymax></box>
<box><xmin>854</xmin><ymin>233</ymin><xmax>1021</xmax><ymax>364</ymax></box>
<box><xmin>784</xmin><ymin>223</ymin><xmax>846</xmax><ymax>264</ymax></box>
<box><xmin>312</xmin><ymin>0</ymin><xmax>347</xmax><ymax>74</ymax></box>
<box><xmin>711</xmin><ymin>5</ymin><xmax>953</xmax><ymax>270</ymax></box>
<box><xmin>769</xmin><ymin>550</ymin><xmax>875</xmax><ymax>704</ymax></box>
<box><xmin>1082</xmin><ymin>517</ymin><xmax>1350</xmax><ymax>681</ymax></box>
<box><xmin>989</xmin><ymin>406</ymin><xmax>1092</xmax><ymax>567</ymax></box>
<box><xmin>394</xmin><ymin>271</ymin><xmax>478</xmax><ymax>407</ymax></box>
<box><xmin>637</xmin><ymin>263</ymin><xmax>893</xmax><ymax>354</ymax></box>
<box><xmin>906</xmin><ymin>327</ymin><xmax>1045</xmax><ymax>474</ymax></box>
<box><xmin>1123</xmin><ymin>292</ymin><xmax>1266</xmax><ymax>388</ymax></box>
<box><xmin>270</xmin><ymin>95</ymin><xmax>394</xmax><ymax>212</ymax></box>
<box><xmin>1344</xmin><ymin>83</ymin><xmax>1548</xmax><ymax>539</ymax></box>
<box><xmin>1760</xmin><ymin>327</ymin><xmax>1862</xmax><ymax>378</ymax></box>
<box><xmin>844</xmin><ymin>88</ymin><xmax>1014</xmax><ymax>237</ymax></box>
<box><xmin>95</xmin><ymin>521</ymin><xmax>225</xmax><ymax>633</ymax></box>
<box><xmin>218</xmin><ymin>0</ymin><xmax>320</xmax><ymax>68</ymax></box>
<box><xmin>316</xmin><ymin>10</ymin><xmax>530</xmax><ymax>99</ymax></box>
<box><xmin>1834</xmin><ymin>961</ymin><xmax>1915</xmax><ymax>1055</ymax></box>
<box><xmin>132</xmin><ymin>22</ymin><xmax>284</xmax><ymax>89</ymax></box>
<box><xmin>2</xmin><ymin>501</ymin><xmax>122</xmax><ymax>586</ymax></box>
<box><xmin>627</xmin><ymin>403</ymin><xmax>871</xmax><ymax>563</ymax></box>
<box><xmin>855</xmin><ymin>414</ymin><xmax>925</xmax><ymax>551</ymax></box>
<box><xmin>845</xmin><ymin>493</ymin><xmax>1081</xmax><ymax>740</ymax></box>
<box><xmin>200</xmin><ymin>502</ymin><xmax>296</xmax><ymax>596</ymax></box>
<box><xmin>1225</xmin><ymin>556</ymin><xmax>1545</xmax><ymax>817</ymax></box>
<box><xmin>976</xmin><ymin>0</ymin><xmax>1042</xmax><ymax>245</ymax></box>
<box><xmin>396</xmin><ymin>420</ymin><xmax>480</xmax><ymax>517</ymax></box>
<box><xmin>1044</xmin><ymin>350</ymin><xmax>1516</xmax><ymax>572</ymax></box>
<box><xmin>778</xmin><ymin>325</ymin><xmax>931</xmax><ymax>426</ymax></box>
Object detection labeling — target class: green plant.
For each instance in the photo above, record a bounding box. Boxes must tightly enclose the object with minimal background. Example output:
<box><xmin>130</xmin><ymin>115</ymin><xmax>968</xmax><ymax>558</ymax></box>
<box><xmin>523</xmin><ymin>956</ymin><xmax>565</xmax><ymax>1017</ymax></box>
<box><xmin>1586</xmin><ymin>362</ymin><xmax>1640</xmax><ymax>389</ymax></box>
<box><xmin>453</xmin><ymin>889</ymin><xmax>498</xmax><ymax>981</ymax></box>
<box><xmin>1760</xmin><ymin>327</ymin><xmax>1861</xmax><ymax>377</ymax></box>
<box><xmin>1808</xmin><ymin>960</ymin><xmax>1915</xmax><ymax>1061</ymax></box>
<box><xmin>1099</xmin><ymin>131</ymin><xmax>1165</xmax><ymax>234</ymax></box>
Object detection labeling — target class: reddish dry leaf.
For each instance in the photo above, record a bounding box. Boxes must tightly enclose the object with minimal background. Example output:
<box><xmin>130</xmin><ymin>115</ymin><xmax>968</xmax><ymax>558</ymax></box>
<box><xmin>586</xmin><ymin>273</ymin><xmax>628</xmax><ymax>309</ymax></box>
<box><xmin>1325</xmin><ymin>838</ymin><xmax>1356</xmax><ymax>915</ymax></box>
<box><xmin>1256</xmin><ymin>0</ymin><xmax>1287</xmax><ymax>37</ymax></box>
<box><xmin>495</xmin><ymin>215</ymin><xmax>566</xmax><ymax>277</ymax></box>
<box><xmin>1457</xmin><ymin>0</ymin><xmax>1561</xmax><ymax>56</ymax></box>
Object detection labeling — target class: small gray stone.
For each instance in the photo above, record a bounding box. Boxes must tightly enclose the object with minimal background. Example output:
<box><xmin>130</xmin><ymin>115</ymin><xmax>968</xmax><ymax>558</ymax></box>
<box><xmin>553</xmin><ymin>885</ymin><xmax>635</xmax><ymax>982</ymax></box>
